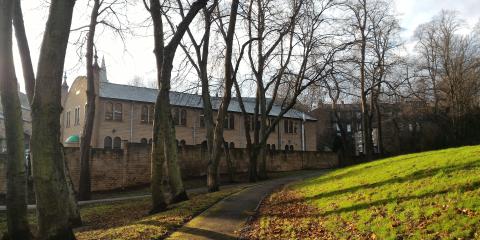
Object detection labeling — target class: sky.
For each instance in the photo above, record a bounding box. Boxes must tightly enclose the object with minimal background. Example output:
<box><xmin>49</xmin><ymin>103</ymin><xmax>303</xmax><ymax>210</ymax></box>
<box><xmin>12</xmin><ymin>0</ymin><xmax>480</xmax><ymax>94</ymax></box>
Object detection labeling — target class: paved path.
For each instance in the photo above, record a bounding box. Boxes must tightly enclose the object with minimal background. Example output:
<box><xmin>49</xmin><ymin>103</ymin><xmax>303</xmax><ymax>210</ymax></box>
<box><xmin>167</xmin><ymin>171</ymin><xmax>327</xmax><ymax>240</ymax></box>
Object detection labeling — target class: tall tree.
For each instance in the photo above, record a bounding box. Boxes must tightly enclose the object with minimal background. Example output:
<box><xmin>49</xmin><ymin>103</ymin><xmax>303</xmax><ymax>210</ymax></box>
<box><xmin>205</xmin><ymin>0</ymin><xmax>240</xmax><ymax>192</ymax></box>
<box><xmin>30</xmin><ymin>0</ymin><xmax>78</xmax><ymax>239</ymax></box>
<box><xmin>78</xmin><ymin>0</ymin><xmax>101</xmax><ymax>201</ymax></box>
<box><xmin>76</xmin><ymin>0</ymin><xmax>130</xmax><ymax>200</ymax></box>
<box><xmin>145</xmin><ymin>0</ymin><xmax>208</xmax><ymax>213</ymax></box>
<box><xmin>0</xmin><ymin>0</ymin><xmax>32</xmax><ymax>238</ymax></box>
<box><xmin>12</xmin><ymin>0</ymin><xmax>82</xmax><ymax>228</ymax></box>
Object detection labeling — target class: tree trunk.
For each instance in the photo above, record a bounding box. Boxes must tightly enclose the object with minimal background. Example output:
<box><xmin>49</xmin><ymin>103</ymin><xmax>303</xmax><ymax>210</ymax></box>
<box><xmin>31</xmin><ymin>0</ymin><xmax>77</xmax><ymax>239</ymax></box>
<box><xmin>248</xmin><ymin>146</ymin><xmax>259</xmax><ymax>182</ymax></box>
<box><xmin>0</xmin><ymin>1</ymin><xmax>32</xmax><ymax>238</ymax></box>
<box><xmin>359</xmin><ymin>0</ymin><xmax>373</xmax><ymax>160</ymax></box>
<box><xmin>148</xmin><ymin>0</ymin><xmax>207</xmax><ymax>210</ymax></box>
<box><xmin>207</xmin><ymin>0</ymin><xmax>239</xmax><ymax>192</ymax></box>
<box><xmin>12</xmin><ymin>0</ymin><xmax>34</xmax><ymax>104</ymax></box>
<box><xmin>223</xmin><ymin>141</ymin><xmax>235</xmax><ymax>183</ymax></box>
<box><xmin>62</xmin><ymin>146</ymin><xmax>82</xmax><ymax>227</ymax></box>
<box><xmin>78</xmin><ymin>0</ymin><xmax>100</xmax><ymax>201</ymax></box>
<box><xmin>148</xmin><ymin>0</ymin><xmax>168</xmax><ymax>213</ymax></box>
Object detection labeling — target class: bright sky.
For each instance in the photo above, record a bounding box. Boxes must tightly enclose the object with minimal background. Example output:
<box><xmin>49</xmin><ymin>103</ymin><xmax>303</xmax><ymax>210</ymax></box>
<box><xmin>13</xmin><ymin>0</ymin><xmax>480</xmax><ymax>93</ymax></box>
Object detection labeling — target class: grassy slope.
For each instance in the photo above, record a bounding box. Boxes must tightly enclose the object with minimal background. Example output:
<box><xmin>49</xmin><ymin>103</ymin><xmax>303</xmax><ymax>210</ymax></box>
<box><xmin>253</xmin><ymin>146</ymin><xmax>480</xmax><ymax>239</ymax></box>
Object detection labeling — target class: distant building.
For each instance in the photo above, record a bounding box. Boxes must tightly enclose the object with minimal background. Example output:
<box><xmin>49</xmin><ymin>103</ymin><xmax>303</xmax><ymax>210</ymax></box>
<box><xmin>310</xmin><ymin>101</ymin><xmax>438</xmax><ymax>156</ymax></box>
<box><xmin>0</xmin><ymin>93</ymin><xmax>31</xmax><ymax>153</ymax></box>
<box><xmin>61</xmin><ymin>58</ymin><xmax>317</xmax><ymax>151</ymax></box>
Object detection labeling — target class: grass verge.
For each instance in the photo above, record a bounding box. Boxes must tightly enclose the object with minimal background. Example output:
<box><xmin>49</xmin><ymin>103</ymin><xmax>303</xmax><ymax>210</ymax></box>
<box><xmin>0</xmin><ymin>186</ymin><xmax>246</xmax><ymax>240</ymax></box>
<box><xmin>242</xmin><ymin>146</ymin><xmax>480</xmax><ymax>239</ymax></box>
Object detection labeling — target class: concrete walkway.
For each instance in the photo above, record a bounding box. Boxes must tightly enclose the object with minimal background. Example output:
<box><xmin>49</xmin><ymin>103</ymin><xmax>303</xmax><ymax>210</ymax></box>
<box><xmin>167</xmin><ymin>171</ymin><xmax>327</xmax><ymax>240</ymax></box>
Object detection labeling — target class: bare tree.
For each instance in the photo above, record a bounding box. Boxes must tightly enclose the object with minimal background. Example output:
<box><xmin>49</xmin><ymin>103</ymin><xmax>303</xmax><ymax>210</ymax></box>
<box><xmin>78</xmin><ymin>0</ymin><xmax>130</xmax><ymax>201</ymax></box>
<box><xmin>29</xmin><ymin>0</ymin><xmax>78</xmax><ymax>238</ymax></box>
<box><xmin>234</xmin><ymin>0</ymin><xmax>343</xmax><ymax>181</ymax></box>
<box><xmin>414</xmin><ymin>10</ymin><xmax>480</xmax><ymax>145</ymax></box>
<box><xmin>13</xmin><ymin>0</ymin><xmax>82</xmax><ymax>228</ymax></box>
<box><xmin>145</xmin><ymin>0</ymin><xmax>208</xmax><ymax>213</ymax></box>
<box><xmin>0</xmin><ymin>0</ymin><xmax>31</xmax><ymax>238</ymax></box>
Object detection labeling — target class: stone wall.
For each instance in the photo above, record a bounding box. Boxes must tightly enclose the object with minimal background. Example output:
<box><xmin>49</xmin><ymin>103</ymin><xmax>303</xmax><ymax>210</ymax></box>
<box><xmin>0</xmin><ymin>144</ymin><xmax>338</xmax><ymax>193</ymax></box>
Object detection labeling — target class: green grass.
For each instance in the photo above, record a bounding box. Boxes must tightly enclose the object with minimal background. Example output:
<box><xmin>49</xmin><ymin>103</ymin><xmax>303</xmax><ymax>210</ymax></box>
<box><xmin>251</xmin><ymin>146</ymin><xmax>480</xmax><ymax>239</ymax></box>
<box><xmin>0</xmin><ymin>186</ymin><xmax>247</xmax><ymax>240</ymax></box>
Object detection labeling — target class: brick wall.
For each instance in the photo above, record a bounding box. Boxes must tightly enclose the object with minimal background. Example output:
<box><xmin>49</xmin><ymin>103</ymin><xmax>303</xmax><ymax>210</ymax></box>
<box><xmin>0</xmin><ymin>144</ymin><xmax>338</xmax><ymax>193</ymax></box>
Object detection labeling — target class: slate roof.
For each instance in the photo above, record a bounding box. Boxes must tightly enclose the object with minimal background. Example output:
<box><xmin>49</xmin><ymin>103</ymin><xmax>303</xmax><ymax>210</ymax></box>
<box><xmin>99</xmin><ymin>82</ymin><xmax>316</xmax><ymax>121</ymax></box>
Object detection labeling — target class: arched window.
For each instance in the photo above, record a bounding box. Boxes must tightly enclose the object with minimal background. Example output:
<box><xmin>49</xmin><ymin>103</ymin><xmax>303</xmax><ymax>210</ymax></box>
<box><xmin>141</xmin><ymin>105</ymin><xmax>148</xmax><ymax>123</ymax></box>
<box><xmin>272</xmin><ymin>144</ymin><xmax>276</xmax><ymax>151</ymax></box>
<box><xmin>105</xmin><ymin>102</ymin><xmax>113</xmax><ymax>120</ymax></box>
<box><xmin>290</xmin><ymin>145</ymin><xmax>294</xmax><ymax>151</ymax></box>
<box><xmin>113</xmin><ymin>137</ymin><xmax>121</xmax><ymax>149</ymax></box>
<box><xmin>104</xmin><ymin>136</ymin><xmax>112</xmax><ymax>149</ymax></box>
<box><xmin>180</xmin><ymin>139</ymin><xmax>186</xmax><ymax>147</ymax></box>
<box><xmin>285</xmin><ymin>145</ymin><xmax>289</xmax><ymax>151</ymax></box>
<box><xmin>149</xmin><ymin>138</ymin><xmax>153</xmax><ymax>144</ymax></box>
<box><xmin>267</xmin><ymin>144</ymin><xmax>271</xmax><ymax>150</ymax></box>
<box><xmin>229</xmin><ymin>142</ymin><xmax>235</xmax><ymax>149</ymax></box>
<box><xmin>140</xmin><ymin>138</ymin><xmax>148</xmax><ymax>144</ymax></box>
<box><xmin>114</xmin><ymin>103</ymin><xmax>122</xmax><ymax>121</ymax></box>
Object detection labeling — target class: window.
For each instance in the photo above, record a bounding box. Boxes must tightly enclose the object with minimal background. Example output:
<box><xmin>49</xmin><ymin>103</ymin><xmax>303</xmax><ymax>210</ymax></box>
<box><xmin>284</xmin><ymin>119</ymin><xmax>297</xmax><ymax>134</ymax></box>
<box><xmin>181</xmin><ymin>109</ymin><xmax>187</xmax><ymax>126</ymax></box>
<box><xmin>114</xmin><ymin>103</ymin><xmax>122</xmax><ymax>121</ymax></box>
<box><xmin>224</xmin><ymin>113</ymin><xmax>235</xmax><ymax>129</ymax></box>
<box><xmin>272</xmin><ymin>144</ymin><xmax>276</xmax><ymax>151</ymax></box>
<box><xmin>289</xmin><ymin>145</ymin><xmax>294</xmax><ymax>151</ymax></box>
<box><xmin>141</xmin><ymin>105</ymin><xmax>149</xmax><ymax>123</ymax></box>
<box><xmin>229</xmin><ymin>142</ymin><xmax>235</xmax><ymax>149</ymax></box>
<box><xmin>104</xmin><ymin>136</ymin><xmax>112</xmax><ymax>149</ymax></box>
<box><xmin>140</xmin><ymin>138</ymin><xmax>148</xmax><ymax>144</ymax></box>
<box><xmin>149</xmin><ymin>138</ymin><xmax>153</xmax><ymax>144</ymax></box>
<box><xmin>347</xmin><ymin>124</ymin><xmax>352</xmax><ymax>133</ymax></box>
<box><xmin>149</xmin><ymin>106</ymin><xmax>154</xmax><ymax>123</ymax></box>
<box><xmin>267</xmin><ymin>144</ymin><xmax>271</xmax><ymax>150</ymax></box>
<box><xmin>199</xmin><ymin>114</ymin><xmax>205</xmax><ymax>128</ymax></box>
<box><xmin>285</xmin><ymin>145</ymin><xmax>289</xmax><ymax>151</ymax></box>
<box><xmin>74</xmin><ymin>107</ymin><xmax>80</xmax><ymax>126</ymax></box>
<box><xmin>66</xmin><ymin>111</ymin><xmax>71</xmax><ymax>128</ymax></box>
<box><xmin>105</xmin><ymin>102</ymin><xmax>113</xmax><ymax>120</ymax></box>
<box><xmin>172</xmin><ymin>108</ymin><xmax>187</xmax><ymax>126</ymax></box>
<box><xmin>113</xmin><ymin>137</ymin><xmax>121</xmax><ymax>149</ymax></box>
<box><xmin>180</xmin><ymin>139</ymin><xmax>186</xmax><ymax>147</ymax></box>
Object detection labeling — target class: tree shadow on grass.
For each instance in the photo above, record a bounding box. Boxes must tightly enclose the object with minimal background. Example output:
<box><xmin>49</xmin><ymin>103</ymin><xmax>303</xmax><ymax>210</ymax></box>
<box><xmin>301</xmin><ymin>151</ymin><xmax>445</xmax><ymax>187</ymax></box>
<box><xmin>263</xmin><ymin>180</ymin><xmax>480</xmax><ymax>219</ymax></box>
<box><xmin>276</xmin><ymin>159</ymin><xmax>480</xmax><ymax>206</ymax></box>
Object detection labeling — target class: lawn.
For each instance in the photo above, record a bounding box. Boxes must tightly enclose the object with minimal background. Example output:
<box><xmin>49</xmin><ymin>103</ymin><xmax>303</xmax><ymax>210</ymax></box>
<box><xmin>242</xmin><ymin>146</ymin><xmax>480</xmax><ymax>239</ymax></box>
<box><xmin>0</xmin><ymin>186</ymin><xmax>247</xmax><ymax>240</ymax></box>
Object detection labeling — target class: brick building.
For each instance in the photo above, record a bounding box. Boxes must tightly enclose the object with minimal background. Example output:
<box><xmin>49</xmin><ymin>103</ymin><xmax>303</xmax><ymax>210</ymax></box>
<box><xmin>310</xmin><ymin>101</ymin><xmax>440</xmax><ymax>156</ymax></box>
<box><xmin>61</xmin><ymin>59</ymin><xmax>317</xmax><ymax>151</ymax></box>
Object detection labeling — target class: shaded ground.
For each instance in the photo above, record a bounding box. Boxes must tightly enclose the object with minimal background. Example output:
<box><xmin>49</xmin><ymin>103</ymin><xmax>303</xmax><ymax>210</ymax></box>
<box><xmin>0</xmin><ymin>185</ymin><xmax>248</xmax><ymax>240</ymax></box>
<box><xmin>168</xmin><ymin>171</ymin><xmax>328</xmax><ymax>240</ymax></box>
<box><xmin>241</xmin><ymin>146</ymin><xmax>480</xmax><ymax>239</ymax></box>
<box><xmin>0</xmin><ymin>170</ymin><xmax>314</xmax><ymax>205</ymax></box>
